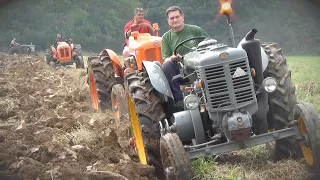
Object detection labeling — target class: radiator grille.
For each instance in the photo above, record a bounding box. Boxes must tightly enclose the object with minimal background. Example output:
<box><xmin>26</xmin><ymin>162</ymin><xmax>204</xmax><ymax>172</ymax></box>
<box><xmin>59</xmin><ymin>48</ymin><xmax>70</xmax><ymax>58</ymax></box>
<box><xmin>199</xmin><ymin>58</ymin><xmax>255</xmax><ymax>111</ymax></box>
<box><xmin>204</xmin><ymin>65</ymin><xmax>231</xmax><ymax>109</ymax></box>
<box><xmin>230</xmin><ymin>60</ymin><xmax>254</xmax><ymax>104</ymax></box>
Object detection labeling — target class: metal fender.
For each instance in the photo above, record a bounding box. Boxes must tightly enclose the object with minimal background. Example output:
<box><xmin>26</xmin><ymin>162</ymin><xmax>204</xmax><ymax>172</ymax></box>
<box><xmin>237</xmin><ymin>37</ymin><xmax>269</xmax><ymax>72</ymax></box>
<box><xmin>142</xmin><ymin>61</ymin><xmax>174</xmax><ymax>99</ymax></box>
<box><xmin>98</xmin><ymin>49</ymin><xmax>123</xmax><ymax>77</ymax></box>
<box><xmin>99</xmin><ymin>49</ymin><xmax>122</xmax><ymax>68</ymax></box>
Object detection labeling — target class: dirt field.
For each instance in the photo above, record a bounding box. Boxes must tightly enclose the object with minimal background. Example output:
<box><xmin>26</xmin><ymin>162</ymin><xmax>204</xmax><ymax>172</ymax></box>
<box><xmin>0</xmin><ymin>54</ymin><xmax>157</xmax><ymax>180</ymax></box>
<box><xmin>0</xmin><ymin>54</ymin><xmax>318</xmax><ymax>180</ymax></box>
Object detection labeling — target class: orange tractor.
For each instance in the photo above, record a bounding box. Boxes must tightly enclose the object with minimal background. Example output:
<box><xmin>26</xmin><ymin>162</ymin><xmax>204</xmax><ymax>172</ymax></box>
<box><xmin>87</xmin><ymin>23</ymin><xmax>166</xmax><ymax>175</ymax></box>
<box><xmin>45</xmin><ymin>39</ymin><xmax>84</xmax><ymax>69</ymax></box>
<box><xmin>87</xmin><ymin>23</ymin><xmax>162</xmax><ymax>115</ymax></box>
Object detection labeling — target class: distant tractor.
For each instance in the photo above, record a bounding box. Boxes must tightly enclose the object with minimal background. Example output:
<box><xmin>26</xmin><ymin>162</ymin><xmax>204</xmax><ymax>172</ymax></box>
<box><xmin>88</xmin><ymin>2</ymin><xmax>320</xmax><ymax>180</ymax></box>
<box><xmin>45</xmin><ymin>39</ymin><xmax>84</xmax><ymax>69</ymax></box>
<box><xmin>8</xmin><ymin>43</ymin><xmax>37</xmax><ymax>56</ymax></box>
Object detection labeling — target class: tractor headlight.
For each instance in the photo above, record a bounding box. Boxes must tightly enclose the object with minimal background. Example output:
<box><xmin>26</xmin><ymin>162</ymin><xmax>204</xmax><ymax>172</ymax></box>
<box><xmin>262</xmin><ymin>77</ymin><xmax>277</xmax><ymax>93</ymax></box>
<box><xmin>184</xmin><ymin>94</ymin><xmax>200</xmax><ymax>110</ymax></box>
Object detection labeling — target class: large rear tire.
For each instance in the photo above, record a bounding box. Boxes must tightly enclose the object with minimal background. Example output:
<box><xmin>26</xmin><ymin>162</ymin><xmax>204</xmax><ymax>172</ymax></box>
<box><xmin>262</xmin><ymin>42</ymin><xmax>301</xmax><ymax>159</ymax></box>
<box><xmin>75</xmin><ymin>55</ymin><xmax>84</xmax><ymax>69</ymax></box>
<box><xmin>87</xmin><ymin>56</ymin><xmax>117</xmax><ymax>111</ymax></box>
<box><xmin>44</xmin><ymin>49</ymin><xmax>53</xmax><ymax>64</ymax></box>
<box><xmin>126</xmin><ymin>70</ymin><xmax>166</xmax><ymax>179</ymax></box>
<box><xmin>8</xmin><ymin>46</ymin><xmax>21</xmax><ymax>55</ymax></box>
<box><xmin>74</xmin><ymin>45</ymin><xmax>84</xmax><ymax>69</ymax></box>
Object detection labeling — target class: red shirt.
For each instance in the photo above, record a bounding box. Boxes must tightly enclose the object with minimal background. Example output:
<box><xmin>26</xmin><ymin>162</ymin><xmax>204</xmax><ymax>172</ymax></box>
<box><xmin>124</xmin><ymin>19</ymin><xmax>151</xmax><ymax>46</ymax></box>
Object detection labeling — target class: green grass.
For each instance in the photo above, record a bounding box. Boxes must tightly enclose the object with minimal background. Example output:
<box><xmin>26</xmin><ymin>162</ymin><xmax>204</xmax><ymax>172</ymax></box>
<box><xmin>192</xmin><ymin>56</ymin><xmax>320</xmax><ymax>180</ymax></box>
<box><xmin>288</xmin><ymin>56</ymin><xmax>320</xmax><ymax>112</ymax></box>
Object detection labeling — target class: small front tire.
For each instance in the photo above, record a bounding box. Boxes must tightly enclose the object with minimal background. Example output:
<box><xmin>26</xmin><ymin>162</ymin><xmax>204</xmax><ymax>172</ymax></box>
<box><xmin>111</xmin><ymin>84</ymin><xmax>128</xmax><ymax>123</ymax></box>
<box><xmin>160</xmin><ymin>133</ymin><xmax>193</xmax><ymax>180</ymax></box>
<box><xmin>295</xmin><ymin>102</ymin><xmax>320</xmax><ymax>169</ymax></box>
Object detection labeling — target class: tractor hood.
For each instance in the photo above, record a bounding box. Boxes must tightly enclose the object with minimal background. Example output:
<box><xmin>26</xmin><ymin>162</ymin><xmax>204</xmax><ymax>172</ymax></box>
<box><xmin>128</xmin><ymin>33</ymin><xmax>162</xmax><ymax>52</ymax></box>
<box><xmin>183</xmin><ymin>39</ymin><xmax>247</xmax><ymax>69</ymax></box>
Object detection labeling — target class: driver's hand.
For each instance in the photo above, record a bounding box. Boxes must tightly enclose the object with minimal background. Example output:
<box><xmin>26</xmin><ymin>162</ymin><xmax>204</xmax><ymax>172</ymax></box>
<box><xmin>130</xmin><ymin>24</ymin><xmax>139</xmax><ymax>29</ymax></box>
<box><xmin>170</xmin><ymin>54</ymin><xmax>182</xmax><ymax>62</ymax></box>
<box><xmin>139</xmin><ymin>22</ymin><xmax>151</xmax><ymax>28</ymax></box>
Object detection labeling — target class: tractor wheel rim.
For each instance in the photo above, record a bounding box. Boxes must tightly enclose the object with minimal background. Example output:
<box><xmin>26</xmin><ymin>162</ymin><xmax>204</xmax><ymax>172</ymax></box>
<box><xmin>160</xmin><ymin>140</ymin><xmax>175</xmax><ymax>179</ymax></box>
<box><xmin>112</xmin><ymin>94</ymin><xmax>120</xmax><ymax>121</ymax></box>
<box><xmin>298</xmin><ymin>117</ymin><xmax>313</xmax><ymax>166</ymax></box>
<box><xmin>89</xmin><ymin>72</ymin><xmax>99</xmax><ymax>110</ymax></box>
<box><xmin>128</xmin><ymin>93</ymin><xmax>147</xmax><ymax>164</ymax></box>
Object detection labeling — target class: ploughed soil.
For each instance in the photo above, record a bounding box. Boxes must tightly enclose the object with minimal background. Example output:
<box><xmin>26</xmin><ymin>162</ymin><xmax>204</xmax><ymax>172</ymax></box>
<box><xmin>0</xmin><ymin>54</ymin><xmax>157</xmax><ymax>180</ymax></box>
<box><xmin>0</xmin><ymin>53</ymin><xmax>318</xmax><ymax>180</ymax></box>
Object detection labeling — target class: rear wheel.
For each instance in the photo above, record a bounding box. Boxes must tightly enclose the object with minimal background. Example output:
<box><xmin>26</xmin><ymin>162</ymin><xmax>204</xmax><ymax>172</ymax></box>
<box><xmin>87</xmin><ymin>56</ymin><xmax>117</xmax><ymax>111</ymax></box>
<box><xmin>262</xmin><ymin>42</ymin><xmax>301</xmax><ymax>159</ymax></box>
<box><xmin>126</xmin><ymin>70</ymin><xmax>166</xmax><ymax>179</ymax></box>
<box><xmin>75</xmin><ymin>55</ymin><xmax>84</xmax><ymax>69</ymax></box>
<box><xmin>44</xmin><ymin>49</ymin><xmax>53</xmax><ymax>64</ymax></box>
<box><xmin>8</xmin><ymin>46</ymin><xmax>21</xmax><ymax>55</ymax></box>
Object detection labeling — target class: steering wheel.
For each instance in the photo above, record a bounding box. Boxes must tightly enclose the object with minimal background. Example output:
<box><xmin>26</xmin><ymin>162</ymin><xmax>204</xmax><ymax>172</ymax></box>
<box><xmin>173</xmin><ymin>36</ymin><xmax>208</xmax><ymax>55</ymax></box>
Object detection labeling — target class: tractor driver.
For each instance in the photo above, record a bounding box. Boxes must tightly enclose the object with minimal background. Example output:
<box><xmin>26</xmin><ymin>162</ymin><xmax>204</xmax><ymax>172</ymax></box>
<box><xmin>122</xmin><ymin>8</ymin><xmax>157</xmax><ymax>58</ymax></box>
<box><xmin>161</xmin><ymin>6</ymin><xmax>210</xmax><ymax>110</ymax></box>
<box><xmin>54</xmin><ymin>34</ymin><xmax>67</xmax><ymax>49</ymax></box>
<box><xmin>10</xmin><ymin>38</ymin><xmax>20</xmax><ymax>47</ymax></box>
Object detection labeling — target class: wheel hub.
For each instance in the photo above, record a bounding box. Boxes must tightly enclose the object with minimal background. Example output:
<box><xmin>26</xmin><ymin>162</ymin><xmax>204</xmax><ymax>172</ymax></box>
<box><xmin>129</xmin><ymin>137</ymin><xmax>137</xmax><ymax>153</ymax></box>
<box><xmin>113</xmin><ymin>105</ymin><xmax>118</xmax><ymax>111</ymax></box>
<box><xmin>164</xmin><ymin>166</ymin><xmax>174</xmax><ymax>179</ymax></box>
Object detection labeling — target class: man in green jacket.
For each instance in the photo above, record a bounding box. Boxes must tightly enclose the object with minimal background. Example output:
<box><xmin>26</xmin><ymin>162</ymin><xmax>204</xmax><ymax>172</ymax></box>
<box><xmin>161</xmin><ymin>6</ymin><xmax>210</xmax><ymax>108</ymax></box>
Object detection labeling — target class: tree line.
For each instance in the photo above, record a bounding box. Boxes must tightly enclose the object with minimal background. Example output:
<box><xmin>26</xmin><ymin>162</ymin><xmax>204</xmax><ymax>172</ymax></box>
<box><xmin>0</xmin><ymin>0</ymin><xmax>319</xmax><ymax>55</ymax></box>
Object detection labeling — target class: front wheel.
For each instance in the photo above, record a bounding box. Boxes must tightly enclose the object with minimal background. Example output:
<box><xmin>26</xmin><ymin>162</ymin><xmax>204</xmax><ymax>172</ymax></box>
<box><xmin>23</xmin><ymin>47</ymin><xmax>31</xmax><ymax>55</ymax></box>
<box><xmin>160</xmin><ymin>133</ymin><xmax>193</xmax><ymax>180</ymax></box>
<box><xmin>295</xmin><ymin>102</ymin><xmax>320</xmax><ymax>169</ymax></box>
<box><xmin>111</xmin><ymin>84</ymin><xmax>128</xmax><ymax>123</ymax></box>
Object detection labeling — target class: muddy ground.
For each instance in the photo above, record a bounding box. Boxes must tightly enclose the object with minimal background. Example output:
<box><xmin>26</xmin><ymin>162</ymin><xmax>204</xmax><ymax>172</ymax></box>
<box><xmin>0</xmin><ymin>54</ymin><xmax>157</xmax><ymax>180</ymax></box>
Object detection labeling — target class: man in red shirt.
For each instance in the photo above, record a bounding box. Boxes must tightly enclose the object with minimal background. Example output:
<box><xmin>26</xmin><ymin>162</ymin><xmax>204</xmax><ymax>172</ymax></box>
<box><xmin>124</xmin><ymin>8</ymin><xmax>155</xmax><ymax>45</ymax></box>
<box><xmin>122</xmin><ymin>8</ymin><xmax>156</xmax><ymax>58</ymax></box>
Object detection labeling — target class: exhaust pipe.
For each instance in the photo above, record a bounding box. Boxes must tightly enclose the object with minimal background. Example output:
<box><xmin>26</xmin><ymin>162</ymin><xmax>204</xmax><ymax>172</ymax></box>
<box><xmin>245</xmin><ymin>29</ymin><xmax>258</xmax><ymax>41</ymax></box>
<box><xmin>241</xmin><ymin>29</ymin><xmax>263</xmax><ymax>85</ymax></box>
